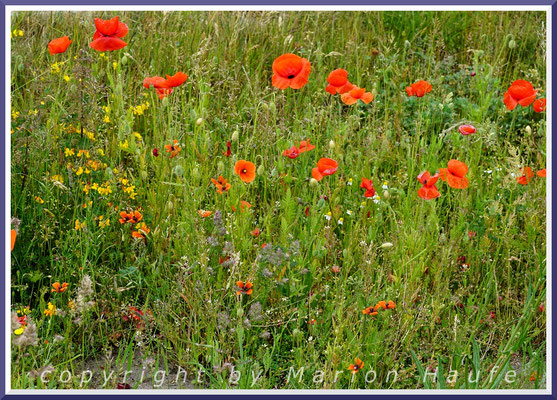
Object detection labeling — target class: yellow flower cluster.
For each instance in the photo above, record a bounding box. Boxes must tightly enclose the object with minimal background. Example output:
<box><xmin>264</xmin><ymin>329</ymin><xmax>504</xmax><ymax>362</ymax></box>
<box><xmin>131</xmin><ymin>102</ymin><xmax>150</xmax><ymax>116</ymax></box>
<box><xmin>11</xmin><ymin>29</ymin><xmax>24</xmax><ymax>38</ymax></box>
<box><xmin>119</xmin><ymin>177</ymin><xmax>137</xmax><ymax>200</ymax></box>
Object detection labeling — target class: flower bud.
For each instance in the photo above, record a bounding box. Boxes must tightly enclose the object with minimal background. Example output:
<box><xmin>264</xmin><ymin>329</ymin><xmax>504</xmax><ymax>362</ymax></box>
<box><xmin>231</xmin><ymin>130</ymin><xmax>239</xmax><ymax>141</ymax></box>
<box><xmin>383</xmin><ymin>190</ymin><xmax>390</xmax><ymax>199</ymax></box>
<box><xmin>381</xmin><ymin>242</ymin><xmax>394</xmax><ymax>249</ymax></box>
<box><xmin>508</xmin><ymin>39</ymin><xmax>516</xmax><ymax>49</ymax></box>
<box><xmin>329</xmin><ymin>140</ymin><xmax>335</xmax><ymax>149</ymax></box>
<box><xmin>309</xmin><ymin>178</ymin><xmax>319</xmax><ymax>187</ymax></box>
<box><xmin>140</xmin><ymin>170</ymin><xmax>148</xmax><ymax>180</ymax></box>
<box><xmin>196</xmin><ymin>118</ymin><xmax>203</xmax><ymax>126</ymax></box>
<box><xmin>173</xmin><ymin>165</ymin><xmax>184</xmax><ymax>177</ymax></box>
<box><xmin>121</xmin><ymin>55</ymin><xmax>128</xmax><ymax>65</ymax></box>
<box><xmin>162</xmin><ymin>96</ymin><xmax>169</xmax><ymax>106</ymax></box>
<box><xmin>166</xmin><ymin>201</ymin><xmax>174</xmax><ymax>212</ymax></box>
<box><xmin>257</xmin><ymin>165</ymin><xmax>265</xmax><ymax>176</ymax></box>
<box><xmin>217</xmin><ymin>161</ymin><xmax>225</xmax><ymax>171</ymax></box>
<box><xmin>269</xmin><ymin>101</ymin><xmax>276</xmax><ymax>114</ymax></box>
<box><xmin>525</xmin><ymin>125</ymin><xmax>532</xmax><ymax>136</ymax></box>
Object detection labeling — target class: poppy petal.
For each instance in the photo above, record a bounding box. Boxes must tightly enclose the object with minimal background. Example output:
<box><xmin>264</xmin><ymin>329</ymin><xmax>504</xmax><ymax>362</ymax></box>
<box><xmin>89</xmin><ymin>36</ymin><xmax>127</xmax><ymax>52</ymax></box>
<box><xmin>94</xmin><ymin>17</ymin><xmax>120</xmax><ymax>36</ymax></box>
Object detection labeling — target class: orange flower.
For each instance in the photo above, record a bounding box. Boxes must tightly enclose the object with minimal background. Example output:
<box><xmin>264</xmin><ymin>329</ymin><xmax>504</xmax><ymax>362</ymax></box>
<box><xmin>236</xmin><ymin>281</ymin><xmax>253</xmax><ymax>295</ymax></box>
<box><xmin>376</xmin><ymin>300</ymin><xmax>396</xmax><ymax>310</ymax></box>
<box><xmin>52</xmin><ymin>282</ymin><xmax>69</xmax><ymax>293</ymax></box>
<box><xmin>537</xmin><ymin>168</ymin><xmax>546</xmax><ymax>178</ymax></box>
<box><xmin>234</xmin><ymin>160</ymin><xmax>256</xmax><ymax>183</ymax></box>
<box><xmin>341</xmin><ymin>87</ymin><xmax>374</xmax><ymax>105</ymax></box>
<box><xmin>533</xmin><ymin>98</ymin><xmax>546</xmax><ymax>113</ymax></box>
<box><xmin>516</xmin><ymin>167</ymin><xmax>534</xmax><ymax>185</ymax></box>
<box><xmin>143</xmin><ymin>72</ymin><xmax>188</xmax><ymax>100</ymax></box>
<box><xmin>417</xmin><ymin>171</ymin><xmax>441</xmax><ymax>200</ymax></box>
<box><xmin>132</xmin><ymin>222</ymin><xmax>150</xmax><ymax>238</ymax></box>
<box><xmin>10</xmin><ymin>229</ymin><xmax>16</xmax><ymax>251</ymax></box>
<box><xmin>232</xmin><ymin>201</ymin><xmax>252</xmax><ymax>212</ymax></box>
<box><xmin>272</xmin><ymin>53</ymin><xmax>311</xmax><ymax>90</ymax></box>
<box><xmin>164</xmin><ymin>139</ymin><xmax>182</xmax><ymax>158</ymax></box>
<box><xmin>311</xmin><ymin>158</ymin><xmax>338</xmax><ymax>182</ymax></box>
<box><xmin>89</xmin><ymin>16</ymin><xmax>128</xmax><ymax>52</ymax></box>
<box><xmin>325</xmin><ymin>68</ymin><xmax>355</xmax><ymax>95</ymax></box>
<box><xmin>198</xmin><ymin>210</ymin><xmax>212</xmax><ymax>218</ymax></box>
<box><xmin>282</xmin><ymin>145</ymin><xmax>300</xmax><ymax>159</ymax></box>
<box><xmin>251</xmin><ymin>228</ymin><xmax>261</xmax><ymax>237</ymax></box>
<box><xmin>348</xmin><ymin>358</ymin><xmax>364</xmax><ymax>374</ymax></box>
<box><xmin>438</xmin><ymin>160</ymin><xmax>469</xmax><ymax>189</ymax></box>
<box><xmin>360</xmin><ymin>178</ymin><xmax>376</xmax><ymax>198</ymax></box>
<box><xmin>406</xmin><ymin>80</ymin><xmax>432</xmax><ymax>97</ymax></box>
<box><xmin>48</xmin><ymin>36</ymin><xmax>72</xmax><ymax>55</ymax></box>
<box><xmin>503</xmin><ymin>80</ymin><xmax>538</xmax><ymax>110</ymax></box>
<box><xmin>362</xmin><ymin>306</ymin><xmax>378</xmax><ymax>316</ymax></box>
<box><xmin>211</xmin><ymin>176</ymin><xmax>231</xmax><ymax>194</ymax></box>
<box><xmin>119</xmin><ymin>210</ymin><xmax>143</xmax><ymax>224</ymax></box>
<box><xmin>299</xmin><ymin>139</ymin><xmax>315</xmax><ymax>153</ymax></box>
<box><xmin>458</xmin><ymin>124</ymin><xmax>476</xmax><ymax>136</ymax></box>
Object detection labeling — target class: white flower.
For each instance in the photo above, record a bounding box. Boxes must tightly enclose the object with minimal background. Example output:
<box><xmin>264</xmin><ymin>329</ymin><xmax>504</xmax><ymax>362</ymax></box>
<box><xmin>324</xmin><ymin>212</ymin><xmax>332</xmax><ymax>221</ymax></box>
<box><xmin>337</xmin><ymin>218</ymin><xmax>344</xmax><ymax>225</ymax></box>
<box><xmin>346</xmin><ymin>210</ymin><xmax>353</xmax><ymax>216</ymax></box>
<box><xmin>347</xmin><ymin>178</ymin><xmax>353</xmax><ymax>186</ymax></box>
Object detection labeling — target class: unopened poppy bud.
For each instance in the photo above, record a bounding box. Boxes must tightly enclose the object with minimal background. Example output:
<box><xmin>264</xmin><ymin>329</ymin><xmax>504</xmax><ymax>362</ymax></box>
<box><xmin>217</xmin><ymin>161</ymin><xmax>225</xmax><ymax>171</ymax></box>
<box><xmin>173</xmin><ymin>165</ymin><xmax>184</xmax><ymax>177</ymax></box>
<box><xmin>269</xmin><ymin>101</ymin><xmax>276</xmax><ymax>114</ymax></box>
<box><xmin>196</xmin><ymin>118</ymin><xmax>203</xmax><ymax>126</ymax></box>
<box><xmin>140</xmin><ymin>170</ymin><xmax>148</xmax><ymax>181</ymax></box>
<box><xmin>257</xmin><ymin>165</ymin><xmax>265</xmax><ymax>175</ymax></box>
<box><xmin>261</xmin><ymin>102</ymin><xmax>269</xmax><ymax>111</ymax></box>
<box><xmin>166</xmin><ymin>201</ymin><xmax>174</xmax><ymax>212</ymax></box>
<box><xmin>381</xmin><ymin>242</ymin><xmax>394</xmax><ymax>249</ymax></box>
<box><xmin>508</xmin><ymin>39</ymin><xmax>516</xmax><ymax>49</ymax></box>
<box><xmin>121</xmin><ymin>55</ymin><xmax>128</xmax><ymax>65</ymax></box>
<box><xmin>329</xmin><ymin>140</ymin><xmax>335</xmax><ymax>149</ymax></box>
<box><xmin>162</xmin><ymin>96</ymin><xmax>169</xmax><ymax>106</ymax></box>
<box><xmin>231</xmin><ymin>130</ymin><xmax>239</xmax><ymax>141</ymax></box>
<box><xmin>236</xmin><ymin>307</ymin><xmax>244</xmax><ymax>317</ymax></box>
<box><xmin>525</xmin><ymin>125</ymin><xmax>532</xmax><ymax>136</ymax></box>
<box><xmin>383</xmin><ymin>190</ymin><xmax>390</xmax><ymax>199</ymax></box>
<box><xmin>309</xmin><ymin>178</ymin><xmax>319</xmax><ymax>187</ymax></box>
<box><xmin>192</xmin><ymin>167</ymin><xmax>200</xmax><ymax>180</ymax></box>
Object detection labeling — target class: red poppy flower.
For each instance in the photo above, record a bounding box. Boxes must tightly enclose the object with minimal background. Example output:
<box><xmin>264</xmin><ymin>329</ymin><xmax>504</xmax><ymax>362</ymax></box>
<box><xmin>164</xmin><ymin>139</ymin><xmax>182</xmax><ymax>158</ymax></box>
<box><xmin>348</xmin><ymin>358</ymin><xmax>364</xmax><ymax>374</ymax></box>
<box><xmin>325</xmin><ymin>68</ymin><xmax>355</xmax><ymax>95</ymax></box>
<box><xmin>251</xmin><ymin>228</ymin><xmax>261</xmax><ymax>237</ymax></box>
<box><xmin>417</xmin><ymin>171</ymin><xmax>441</xmax><ymax>200</ymax></box>
<box><xmin>360</xmin><ymin>178</ymin><xmax>376</xmax><ymax>198</ymax></box>
<box><xmin>11</xmin><ymin>229</ymin><xmax>16</xmax><ymax>251</ymax></box>
<box><xmin>362</xmin><ymin>306</ymin><xmax>378</xmax><ymax>316</ymax></box>
<box><xmin>537</xmin><ymin>168</ymin><xmax>546</xmax><ymax>178</ymax></box>
<box><xmin>533</xmin><ymin>98</ymin><xmax>546</xmax><ymax>113</ymax></box>
<box><xmin>458</xmin><ymin>124</ymin><xmax>476</xmax><ymax>136</ymax></box>
<box><xmin>236</xmin><ymin>281</ymin><xmax>253</xmax><ymax>295</ymax></box>
<box><xmin>143</xmin><ymin>72</ymin><xmax>188</xmax><ymax>100</ymax></box>
<box><xmin>406</xmin><ymin>80</ymin><xmax>432</xmax><ymax>97</ymax></box>
<box><xmin>516</xmin><ymin>167</ymin><xmax>534</xmax><ymax>185</ymax></box>
<box><xmin>51</xmin><ymin>282</ymin><xmax>69</xmax><ymax>293</ymax></box>
<box><xmin>211</xmin><ymin>176</ymin><xmax>231</xmax><ymax>194</ymax></box>
<box><xmin>299</xmin><ymin>139</ymin><xmax>315</xmax><ymax>153</ymax></box>
<box><xmin>231</xmin><ymin>201</ymin><xmax>252</xmax><ymax>213</ymax></box>
<box><xmin>48</xmin><ymin>36</ymin><xmax>72</xmax><ymax>55</ymax></box>
<box><xmin>234</xmin><ymin>160</ymin><xmax>256</xmax><ymax>183</ymax></box>
<box><xmin>282</xmin><ymin>145</ymin><xmax>300</xmax><ymax>159</ymax></box>
<box><xmin>311</xmin><ymin>158</ymin><xmax>338</xmax><ymax>181</ymax></box>
<box><xmin>272</xmin><ymin>53</ymin><xmax>311</xmax><ymax>90</ymax></box>
<box><xmin>438</xmin><ymin>160</ymin><xmax>469</xmax><ymax>189</ymax></box>
<box><xmin>89</xmin><ymin>17</ymin><xmax>128</xmax><ymax>52</ymax></box>
<box><xmin>503</xmin><ymin>80</ymin><xmax>538</xmax><ymax>110</ymax></box>
<box><xmin>341</xmin><ymin>87</ymin><xmax>374</xmax><ymax>105</ymax></box>
<box><xmin>198</xmin><ymin>210</ymin><xmax>212</xmax><ymax>218</ymax></box>
<box><xmin>376</xmin><ymin>300</ymin><xmax>396</xmax><ymax>310</ymax></box>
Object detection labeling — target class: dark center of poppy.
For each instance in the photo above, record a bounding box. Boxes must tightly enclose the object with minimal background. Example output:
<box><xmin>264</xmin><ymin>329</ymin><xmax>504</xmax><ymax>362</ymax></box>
<box><xmin>242</xmin><ymin>169</ymin><xmax>247</xmax><ymax>174</ymax></box>
<box><xmin>287</xmin><ymin>74</ymin><xmax>295</xmax><ymax>79</ymax></box>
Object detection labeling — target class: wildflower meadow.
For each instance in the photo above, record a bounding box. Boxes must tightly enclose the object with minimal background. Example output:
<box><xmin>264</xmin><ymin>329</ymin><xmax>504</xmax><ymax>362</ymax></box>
<box><xmin>9</xmin><ymin>10</ymin><xmax>547</xmax><ymax>390</ymax></box>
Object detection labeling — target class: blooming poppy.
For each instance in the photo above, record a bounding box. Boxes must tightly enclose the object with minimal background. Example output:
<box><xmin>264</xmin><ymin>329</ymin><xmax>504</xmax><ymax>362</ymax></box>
<box><xmin>537</xmin><ymin>168</ymin><xmax>546</xmax><ymax>178</ymax></box>
<box><xmin>458</xmin><ymin>124</ymin><xmax>476</xmax><ymax>136</ymax></box>
<box><xmin>438</xmin><ymin>160</ymin><xmax>469</xmax><ymax>189</ymax></box>
<box><xmin>10</xmin><ymin>229</ymin><xmax>16</xmax><ymax>251</ymax></box>
<box><xmin>89</xmin><ymin>16</ymin><xmax>128</xmax><ymax>52</ymax></box>
<box><xmin>223</xmin><ymin>141</ymin><xmax>231</xmax><ymax>157</ymax></box>
<box><xmin>198</xmin><ymin>210</ymin><xmax>212</xmax><ymax>218</ymax></box>
<box><xmin>164</xmin><ymin>139</ymin><xmax>182</xmax><ymax>158</ymax></box>
<box><xmin>234</xmin><ymin>160</ymin><xmax>256</xmax><ymax>183</ymax></box>
<box><xmin>348</xmin><ymin>358</ymin><xmax>364</xmax><ymax>374</ymax></box>
<box><xmin>271</xmin><ymin>53</ymin><xmax>311</xmax><ymax>90</ymax></box>
<box><xmin>325</xmin><ymin>68</ymin><xmax>355</xmax><ymax>95</ymax></box>
<box><xmin>236</xmin><ymin>281</ymin><xmax>253</xmax><ymax>295</ymax></box>
<box><xmin>311</xmin><ymin>158</ymin><xmax>338</xmax><ymax>182</ymax></box>
<box><xmin>48</xmin><ymin>36</ymin><xmax>72</xmax><ymax>55</ymax></box>
<box><xmin>251</xmin><ymin>228</ymin><xmax>260</xmax><ymax>237</ymax></box>
<box><xmin>341</xmin><ymin>87</ymin><xmax>374</xmax><ymax>105</ymax></box>
<box><xmin>503</xmin><ymin>80</ymin><xmax>538</xmax><ymax>110</ymax></box>
<box><xmin>362</xmin><ymin>306</ymin><xmax>378</xmax><ymax>316</ymax></box>
<box><xmin>52</xmin><ymin>282</ymin><xmax>69</xmax><ymax>293</ymax></box>
<box><xmin>232</xmin><ymin>201</ymin><xmax>252</xmax><ymax>212</ymax></box>
<box><xmin>299</xmin><ymin>139</ymin><xmax>315</xmax><ymax>153</ymax></box>
<box><xmin>376</xmin><ymin>300</ymin><xmax>396</xmax><ymax>310</ymax></box>
<box><xmin>417</xmin><ymin>171</ymin><xmax>441</xmax><ymax>200</ymax></box>
<box><xmin>516</xmin><ymin>167</ymin><xmax>534</xmax><ymax>185</ymax></box>
<box><xmin>132</xmin><ymin>222</ymin><xmax>150</xmax><ymax>238</ymax></box>
<box><xmin>211</xmin><ymin>176</ymin><xmax>231</xmax><ymax>194</ymax></box>
<box><xmin>406</xmin><ymin>80</ymin><xmax>432</xmax><ymax>97</ymax></box>
<box><xmin>360</xmin><ymin>178</ymin><xmax>376</xmax><ymax>198</ymax></box>
<box><xmin>533</xmin><ymin>98</ymin><xmax>546</xmax><ymax>113</ymax></box>
<box><xmin>282</xmin><ymin>145</ymin><xmax>300</xmax><ymax>159</ymax></box>
<box><xmin>143</xmin><ymin>72</ymin><xmax>188</xmax><ymax>99</ymax></box>
<box><xmin>119</xmin><ymin>209</ymin><xmax>142</xmax><ymax>224</ymax></box>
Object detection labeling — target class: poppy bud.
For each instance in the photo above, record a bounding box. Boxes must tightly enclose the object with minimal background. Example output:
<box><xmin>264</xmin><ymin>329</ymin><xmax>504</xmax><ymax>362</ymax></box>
<box><xmin>508</xmin><ymin>39</ymin><xmax>516</xmax><ymax>49</ymax></box>
<box><xmin>173</xmin><ymin>165</ymin><xmax>184</xmax><ymax>177</ymax></box>
<box><xmin>525</xmin><ymin>125</ymin><xmax>532</xmax><ymax>136</ymax></box>
<box><xmin>162</xmin><ymin>96</ymin><xmax>169</xmax><ymax>106</ymax></box>
<box><xmin>140</xmin><ymin>170</ymin><xmax>148</xmax><ymax>181</ymax></box>
<box><xmin>217</xmin><ymin>161</ymin><xmax>225</xmax><ymax>171</ymax></box>
<box><xmin>329</xmin><ymin>140</ymin><xmax>335</xmax><ymax>149</ymax></box>
<box><xmin>381</xmin><ymin>242</ymin><xmax>394</xmax><ymax>249</ymax></box>
<box><xmin>309</xmin><ymin>178</ymin><xmax>319</xmax><ymax>187</ymax></box>
<box><xmin>231</xmin><ymin>130</ymin><xmax>239</xmax><ymax>141</ymax></box>
<box><xmin>236</xmin><ymin>307</ymin><xmax>244</xmax><ymax>317</ymax></box>
<box><xmin>257</xmin><ymin>165</ymin><xmax>265</xmax><ymax>176</ymax></box>
<box><xmin>269</xmin><ymin>101</ymin><xmax>276</xmax><ymax>114</ymax></box>
<box><xmin>121</xmin><ymin>55</ymin><xmax>128</xmax><ymax>65</ymax></box>
<box><xmin>383</xmin><ymin>190</ymin><xmax>390</xmax><ymax>199</ymax></box>
<box><xmin>196</xmin><ymin>118</ymin><xmax>203</xmax><ymax>126</ymax></box>
<box><xmin>470</xmin><ymin>71</ymin><xmax>476</xmax><ymax>77</ymax></box>
<box><xmin>152</xmin><ymin>148</ymin><xmax>159</xmax><ymax>157</ymax></box>
<box><xmin>166</xmin><ymin>201</ymin><xmax>174</xmax><ymax>212</ymax></box>
<box><xmin>192</xmin><ymin>167</ymin><xmax>200</xmax><ymax>180</ymax></box>
<box><xmin>261</xmin><ymin>102</ymin><xmax>269</xmax><ymax>111</ymax></box>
